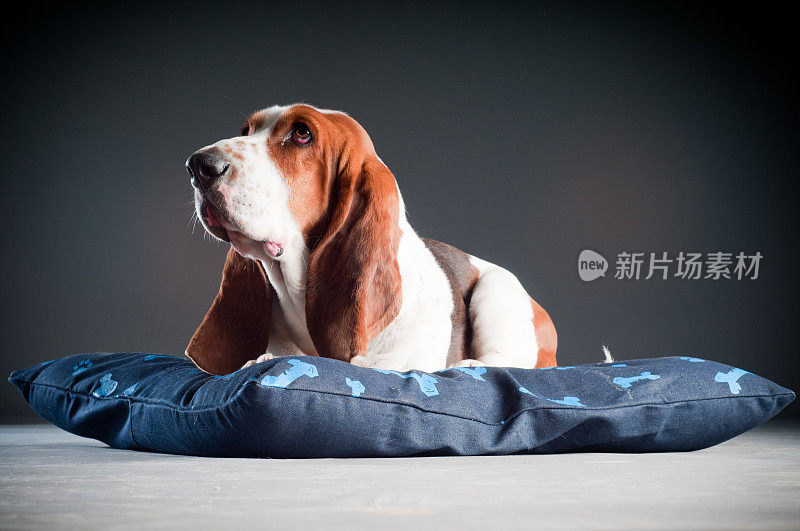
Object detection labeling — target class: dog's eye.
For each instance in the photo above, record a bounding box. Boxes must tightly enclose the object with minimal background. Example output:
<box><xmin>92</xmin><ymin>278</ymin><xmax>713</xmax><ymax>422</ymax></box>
<box><xmin>291</xmin><ymin>123</ymin><xmax>312</xmax><ymax>145</ymax></box>
<box><xmin>240</xmin><ymin>124</ymin><xmax>251</xmax><ymax>136</ymax></box>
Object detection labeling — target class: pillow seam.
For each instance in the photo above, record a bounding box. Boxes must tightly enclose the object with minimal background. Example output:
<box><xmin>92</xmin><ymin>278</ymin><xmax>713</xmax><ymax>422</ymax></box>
<box><xmin>13</xmin><ymin>377</ymin><xmax>794</xmax><ymax>427</ymax></box>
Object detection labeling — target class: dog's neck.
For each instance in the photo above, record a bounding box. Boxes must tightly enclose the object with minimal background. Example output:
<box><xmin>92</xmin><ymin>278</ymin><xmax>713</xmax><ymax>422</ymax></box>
<box><xmin>257</xmin><ymin>235</ymin><xmax>312</xmax><ymax>352</ymax></box>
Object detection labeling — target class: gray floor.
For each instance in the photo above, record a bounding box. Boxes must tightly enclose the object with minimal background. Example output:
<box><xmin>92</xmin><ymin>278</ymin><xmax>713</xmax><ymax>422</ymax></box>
<box><xmin>1</xmin><ymin>422</ymin><xmax>798</xmax><ymax>530</ymax></box>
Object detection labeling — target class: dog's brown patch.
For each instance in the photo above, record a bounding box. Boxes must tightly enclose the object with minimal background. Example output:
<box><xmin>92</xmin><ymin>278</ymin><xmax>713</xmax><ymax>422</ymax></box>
<box><xmin>531</xmin><ymin>298</ymin><xmax>557</xmax><ymax>368</ymax></box>
<box><xmin>422</xmin><ymin>239</ymin><xmax>480</xmax><ymax>366</ymax></box>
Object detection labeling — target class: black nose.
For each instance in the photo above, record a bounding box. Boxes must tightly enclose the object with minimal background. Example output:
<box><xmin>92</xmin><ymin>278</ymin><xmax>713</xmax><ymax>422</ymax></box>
<box><xmin>186</xmin><ymin>151</ymin><xmax>230</xmax><ymax>188</ymax></box>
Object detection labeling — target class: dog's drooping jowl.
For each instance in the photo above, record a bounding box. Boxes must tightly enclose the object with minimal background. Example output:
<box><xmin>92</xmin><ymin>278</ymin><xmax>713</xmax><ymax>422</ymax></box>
<box><xmin>185</xmin><ymin>104</ymin><xmax>556</xmax><ymax>374</ymax></box>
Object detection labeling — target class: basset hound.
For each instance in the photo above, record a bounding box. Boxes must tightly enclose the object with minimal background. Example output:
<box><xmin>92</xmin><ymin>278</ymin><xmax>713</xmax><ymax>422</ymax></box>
<box><xmin>185</xmin><ymin>104</ymin><xmax>557</xmax><ymax>374</ymax></box>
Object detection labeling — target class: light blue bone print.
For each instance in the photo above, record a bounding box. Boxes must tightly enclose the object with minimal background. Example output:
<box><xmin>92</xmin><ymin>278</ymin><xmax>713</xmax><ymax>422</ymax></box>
<box><xmin>539</xmin><ymin>366</ymin><xmax>576</xmax><ymax>370</ymax></box>
<box><xmin>611</xmin><ymin>363</ymin><xmax>627</xmax><ymax>367</ymax></box>
<box><xmin>144</xmin><ymin>355</ymin><xmax>175</xmax><ymax>361</ymax></box>
<box><xmin>373</xmin><ymin>370</ymin><xmax>439</xmax><ymax>397</ymax></box>
<box><xmin>613</xmin><ymin>371</ymin><xmax>660</xmax><ymax>388</ymax></box>
<box><xmin>715</xmin><ymin>368</ymin><xmax>748</xmax><ymax>395</ymax></box>
<box><xmin>92</xmin><ymin>373</ymin><xmax>118</xmax><ymax>398</ymax></box>
<box><xmin>550</xmin><ymin>396</ymin><xmax>585</xmax><ymax>406</ymax></box>
<box><xmin>518</xmin><ymin>387</ymin><xmax>586</xmax><ymax>407</ymax></box>
<box><xmin>72</xmin><ymin>359</ymin><xmax>93</xmax><ymax>375</ymax></box>
<box><xmin>259</xmin><ymin>359</ymin><xmax>318</xmax><ymax>388</ymax></box>
<box><xmin>453</xmin><ymin>366</ymin><xmax>487</xmax><ymax>381</ymax></box>
<box><xmin>345</xmin><ymin>377</ymin><xmax>366</xmax><ymax>397</ymax></box>
<box><xmin>122</xmin><ymin>383</ymin><xmax>138</xmax><ymax>396</ymax></box>
<box><xmin>679</xmin><ymin>356</ymin><xmax>705</xmax><ymax>363</ymax></box>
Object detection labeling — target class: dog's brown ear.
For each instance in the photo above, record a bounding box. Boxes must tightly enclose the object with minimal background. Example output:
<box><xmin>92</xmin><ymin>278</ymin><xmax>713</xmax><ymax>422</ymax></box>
<box><xmin>305</xmin><ymin>155</ymin><xmax>402</xmax><ymax>362</ymax></box>
<box><xmin>186</xmin><ymin>247</ymin><xmax>272</xmax><ymax>374</ymax></box>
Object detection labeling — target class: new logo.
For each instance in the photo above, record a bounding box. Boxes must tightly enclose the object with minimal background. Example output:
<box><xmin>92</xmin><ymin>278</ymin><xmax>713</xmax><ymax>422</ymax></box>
<box><xmin>578</xmin><ymin>249</ymin><xmax>608</xmax><ymax>282</ymax></box>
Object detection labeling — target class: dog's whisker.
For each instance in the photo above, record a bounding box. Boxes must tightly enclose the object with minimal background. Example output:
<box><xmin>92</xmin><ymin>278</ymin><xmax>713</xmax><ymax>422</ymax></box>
<box><xmin>220</xmin><ymin>98</ymin><xmax>248</xmax><ymax>120</ymax></box>
<box><xmin>188</xmin><ymin>211</ymin><xmax>200</xmax><ymax>234</ymax></box>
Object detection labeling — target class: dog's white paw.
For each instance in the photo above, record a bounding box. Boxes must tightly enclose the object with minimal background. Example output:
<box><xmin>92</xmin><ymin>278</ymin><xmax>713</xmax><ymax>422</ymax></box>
<box><xmin>241</xmin><ymin>352</ymin><xmax>276</xmax><ymax>369</ymax></box>
<box><xmin>452</xmin><ymin>359</ymin><xmax>486</xmax><ymax>368</ymax></box>
<box><xmin>349</xmin><ymin>355</ymin><xmax>371</xmax><ymax>367</ymax></box>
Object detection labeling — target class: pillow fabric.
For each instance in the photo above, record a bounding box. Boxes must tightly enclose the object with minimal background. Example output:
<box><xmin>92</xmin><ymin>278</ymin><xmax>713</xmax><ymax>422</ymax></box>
<box><xmin>9</xmin><ymin>353</ymin><xmax>794</xmax><ymax>458</ymax></box>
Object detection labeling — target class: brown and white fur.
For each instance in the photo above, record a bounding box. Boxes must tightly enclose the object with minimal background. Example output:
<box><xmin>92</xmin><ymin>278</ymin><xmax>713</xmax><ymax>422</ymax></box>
<box><xmin>185</xmin><ymin>104</ymin><xmax>557</xmax><ymax>375</ymax></box>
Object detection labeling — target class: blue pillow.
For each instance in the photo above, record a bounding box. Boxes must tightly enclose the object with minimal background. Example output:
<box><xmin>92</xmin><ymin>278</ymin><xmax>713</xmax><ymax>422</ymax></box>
<box><xmin>9</xmin><ymin>353</ymin><xmax>793</xmax><ymax>458</ymax></box>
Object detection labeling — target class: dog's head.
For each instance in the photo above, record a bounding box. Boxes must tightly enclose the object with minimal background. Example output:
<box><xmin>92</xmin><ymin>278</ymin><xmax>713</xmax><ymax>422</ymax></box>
<box><xmin>185</xmin><ymin>104</ymin><xmax>403</xmax><ymax>373</ymax></box>
<box><xmin>187</xmin><ymin>104</ymin><xmax>380</xmax><ymax>261</ymax></box>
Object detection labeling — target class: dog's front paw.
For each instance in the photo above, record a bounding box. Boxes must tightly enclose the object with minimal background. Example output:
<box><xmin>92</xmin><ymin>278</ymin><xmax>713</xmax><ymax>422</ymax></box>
<box><xmin>241</xmin><ymin>353</ymin><xmax>276</xmax><ymax>369</ymax></box>
<box><xmin>349</xmin><ymin>355</ymin><xmax>371</xmax><ymax>367</ymax></box>
<box><xmin>452</xmin><ymin>359</ymin><xmax>486</xmax><ymax>368</ymax></box>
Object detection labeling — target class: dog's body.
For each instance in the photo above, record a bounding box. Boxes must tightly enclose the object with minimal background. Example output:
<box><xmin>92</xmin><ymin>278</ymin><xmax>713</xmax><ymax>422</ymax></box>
<box><xmin>185</xmin><ymin>104</ymin><xmax>556</xmax><ymax>374</ymax></box>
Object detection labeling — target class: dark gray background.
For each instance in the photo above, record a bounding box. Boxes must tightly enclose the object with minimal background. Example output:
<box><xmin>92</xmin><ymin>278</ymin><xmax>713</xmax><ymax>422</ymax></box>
<box><xmin>2</xmin><ymin>2</ymin><xmax>797</xmax><ymax>421</ymax></box>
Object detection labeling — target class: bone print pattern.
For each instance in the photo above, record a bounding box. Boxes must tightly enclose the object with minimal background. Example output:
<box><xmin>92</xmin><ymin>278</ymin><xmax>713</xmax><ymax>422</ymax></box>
<box><xmin>613</xmin><ymin>371</ymin><xmax>661</xmax><ymax>389</ymax></box>
<box><xmin>452</xmin><ymin>366</ymin><xmax>488</xmax><ymax>381</ymax></box>
<box><xmin>715</xmin><ymin>368</ymin><xmax>749</xmax><ymax>395</ymax></box>
<box><xmin>345</xmin><ymin>377</ymin><xmax>366</xmax><ymax>397</ymax></box>
<box><xmin>259</xmin><ymin>359</ymin><xmax>319</xmax><ymax>388</ymax></box>
<box><xmin>68</xmin><ymin>355</ymin><xmax>753</xmax><ymax>410</ymax></box>
<box><xmin>91</xmin><ymin>373</ymin><xmax>118</xmax><ymax>398</ymax></box>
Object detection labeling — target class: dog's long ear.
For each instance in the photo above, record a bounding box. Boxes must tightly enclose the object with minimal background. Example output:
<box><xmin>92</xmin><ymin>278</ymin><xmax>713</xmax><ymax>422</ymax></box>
<box><xmin>305</xmin><ymin>154</ymin><xmax>402</xmax><ymax>361</ymax></box>
<box><xmin>186</xmin><ymin>247</ymin><xmax>272</xmax><ymax>374</ymax></box>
